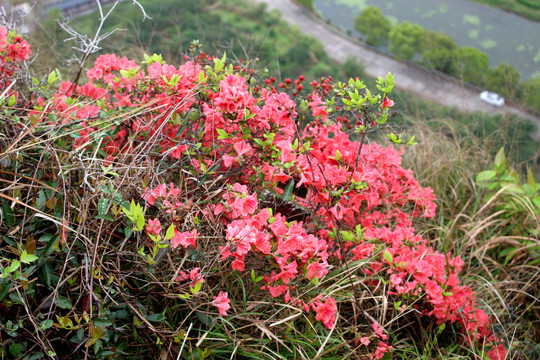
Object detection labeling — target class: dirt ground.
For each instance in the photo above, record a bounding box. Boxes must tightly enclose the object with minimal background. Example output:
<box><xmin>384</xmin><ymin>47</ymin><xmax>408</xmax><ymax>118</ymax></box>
<box><xmin>251</xmin><ymin>0</ymin><xmax>540</xmax><ymax>141</ymax></box>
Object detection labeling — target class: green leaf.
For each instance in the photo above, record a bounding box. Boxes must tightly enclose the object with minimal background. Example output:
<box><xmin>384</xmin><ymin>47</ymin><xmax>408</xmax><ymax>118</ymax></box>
<box><xmin>9</xmin><ymin>342</ymin><xmax>24</xmax><ymax>356</ymax></box>
<box><xmin>9</xmin><ymin>291</ymin><xmax>24</xmax><ymax>304</ymax></box>
<box><xmin>436</xmin><ymin>323</ymin><xmax>446</xmax><ymax>334</ymax></box>
<box><xmin>527</xmin><ymin>168</ymin><xmax>537</xmax><ymax>194</ymax></box>
<box><xmin>20</xmin><ymin>250</ymin><xmax>38</xmax><ymax>264</ymax></box>
<box><xmin>502</xmin><ymin>184</ymin><xmax>524</xmax><ymax>194</ymax></box>
<box><xmin>55</xmin><ymin>296</ymin><xmax>73</xmax><ymax>310</ymax></box>
<box><xmin>406</xmin><ymin>135</ymin><xmax>417</xmax><ymax>145</ymax></box>
<box><xmin>147</xmin><ymin>313</ymin><xmax>166</xmax><ymax>322</ymax></box>
<box><xmin>124</xmin><ymin>226</ymin><xmax>133</xmax><ymax>239</ymax></box>
<box><xmin>282</xmin><ymin>179</ymin><xmax>295</xmax><ymax>202</ymax></box>
<box><xmin>197</xmin><ymin>70</ymin><xmax>206</xmax><ymax>83</ymax></box>
<box><xmin>383</xmin><ymin>250</ymin><xmax>393</xmax><ymax>264</ymax></box>
<box><xmin>42</xmin><ymin>261</ymin><xmax>53</xmax><ymax>287</ymax></box>
<box><xmin>94</xmin><ymin>318</ymin><xmax>113</xmax><ymax>328</ymax></box>
<box><xmin>2</xmin><ymin>202</ymin><xmax>14</xmax><ymax>227</ymax></box>
<box><xmin>190</xmin><ymin>280</ymin><xmax>203</xmax><ymax>294</ymax></box>
<box><xmin>334</xmin><ymin>149</ymin><xmax>341</xmax><ymax>161</ymax></box>
<box><xmin>339</xmin><ymin>230</ymin><xmax>354</xmax><ymax>242</ymax></box>
<box><xmin>6</xmin><ymin>260</ymin><xmax>20</xmax><ymax>275</ymax></box>
<box><xmin>216</xmin><ymin>128</ymin><xmax>228</xmax><ymax>139</ymax></box>
<box><xmin>47</xmin><ymin>70</ymin><xmax>58</xmax><ymax>85</ymax></box>
<box><xmin>387</xmin><ymin>133</ymin><xmax>401</xmax><ymax>143</ymax></box>
<box><xmin>95</xmin><ymin>214</ymin><xmax>114</xmax><ymax>221</ymax></box>
<box><xmin>196</xmin><ymin>311</ymin><xmax>213</xmax><ymax>326</ymax></box>
<box><xmin>98</xmin><ymin>198</ymin><xmax>109</xmax><ymax>216</ymax></box>
<box><xmin>165</xmin><ymin>224</ymin><xmax>175</xmax><ymax>240</ymax></box>
<box><xmin>476</xmin><ymin>170</ymin><xmax>496</xmax><ymax>184</ymax></box>
<box><xmin>532</xmin><ymin>196</ymin><xmax>540</xmax><ymax>210</ymax></box>
<box><xmin>135</xmin><ymin>215</ymin><xmax>145</xmax><ymax>231</ymax></box>
<box><xmin>494</xmin><ymin>147</ymin><xmax>506</xmax><ymax>174</ymax></box>
<box><xmin>40</xmin><ymin>319</ymin><xmax>54</xmax><ymax>331</ymax></box>
<box><xmin>0</xmin><ymin>283</ymin><xmax>10</xmax><ymax>300</ymax></box>
<box><xmin>8</xmin><ymin>95</ymin><xmax>16</xmax><ymax>107</ymax></box>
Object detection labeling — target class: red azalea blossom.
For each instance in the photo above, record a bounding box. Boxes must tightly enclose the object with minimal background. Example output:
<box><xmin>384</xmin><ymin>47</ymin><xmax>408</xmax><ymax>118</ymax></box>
<box><xmin>212</xmin><ymin>291</ymin><xmax>231</xmax><ymax>316</ymax></box>
<box><xmin>171</xmin><ymin>228</ymin><xmax>198</xmax><ymax>249</ymax></box>
<box><xmin>382</xmin><ymin>96</ymin><xmax>394</xmax><ymax>109</ymax></box>
<box><xmin>312</xmin><ymin>296</ymin><xmax>337</xmax><ymax>329</ymax></box>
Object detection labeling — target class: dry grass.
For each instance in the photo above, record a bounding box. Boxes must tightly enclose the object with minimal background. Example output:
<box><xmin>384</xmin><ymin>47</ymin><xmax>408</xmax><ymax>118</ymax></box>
<box><xmin>400</xmin><ymin>115</ymin><xmax>540</xmax><ymax>359</ymax></box>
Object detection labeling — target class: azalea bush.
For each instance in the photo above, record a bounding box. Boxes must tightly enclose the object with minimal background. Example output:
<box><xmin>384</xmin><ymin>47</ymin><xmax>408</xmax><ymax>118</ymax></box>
<box><xmin>0</xmin><ymin>26</ymin><xmax>511</xmax><ymax>359</ymax></box>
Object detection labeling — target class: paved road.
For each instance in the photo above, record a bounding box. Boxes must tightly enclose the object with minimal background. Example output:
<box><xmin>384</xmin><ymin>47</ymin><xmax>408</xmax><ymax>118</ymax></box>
<box><xmin>251</xmin><ymin>0</ymin><xmax>540</xmax><ymax>141</ymax></box>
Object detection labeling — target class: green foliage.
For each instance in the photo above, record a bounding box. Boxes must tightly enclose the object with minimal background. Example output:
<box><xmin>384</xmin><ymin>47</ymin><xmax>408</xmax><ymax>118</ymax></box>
<box><xmin>455</xmin><ymin>46</ymin><xmax>489</xmax><ymax>86</ymax></box>
<box><xmin>296</xmin><ymin>0</ymin><xmax>314</xmax><ymax>8</ymax></box>
<box><xmin>53</xmin><ymin>0</ymin><xmax>351</xmax><ymax>81</ymax></box>
<box><xmin>389</xmin><ymin>21</ymin><xmax>425</xmax><ymax>61</ymax></box>
<box><xmin>516</xmin><ymin>0</ymin><xmax>540</xmax><ymax>9</ymax></box>
<box><xmin>521</xmin><ymin>77</ymin><xmax>540</xmax><ymax>113</ymax></box>
<box><xmin>354</xmin><ymin>6</ymin><xmax>391</xmax><ymax>47</ymax></box>
<box><xmin>420</xmin><ymin>31</ymin><xmax>458</xmax><ymax>75</ymax></box>
<box><xmin>468</xmin><ymin>0</ymin><xmax>540</xmax><ymax>21</ymax></box>
<box><xmin>341</xmin><ymin>56</ymin><xmax>366</xmax><ymax>80</ymax></box>
<box><xmin>476</xmin><ymin>147</ymin><xmax>540</xmax><ymax>257</ymax></box>
<box><xmin>122</xmin><ymin>199</ymin><xmax>146</xmax><ymax>232</ymax></box>
<box><xmin>487</xmin><ymin>62</ymin><xmax>521</xmax><ymax>100</ymax></box>
<box><xmin>31</xmin><ymin>8</ymin><xmax>72</xmax><ymax>72</ymax></box>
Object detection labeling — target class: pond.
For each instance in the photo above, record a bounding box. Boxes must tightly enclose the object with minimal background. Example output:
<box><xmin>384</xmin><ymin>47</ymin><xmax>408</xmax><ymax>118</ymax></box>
<box><xmin>314</xmin><ymin>0</ymin><xmax>540</xmax><ymax>80</ymax></box>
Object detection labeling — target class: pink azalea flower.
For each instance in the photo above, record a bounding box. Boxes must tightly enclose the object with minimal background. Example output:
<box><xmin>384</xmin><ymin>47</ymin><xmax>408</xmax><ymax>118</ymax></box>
<box><xmin>273</xmin><ymin>169</ymin><xmax>292</xmax><ymax>184</ymax></box>
<box><xmin>382</xmin><ymin>97</ymin><xmax>394</xmax><ymax>109</ymax></box>
<box><xmin>356</xmin><ymin>336</ymin><xmax>371</xmax><ymax>347</ymax></box>
<box><xmin>175</xmin><ymin>267</ymin><xmax>204</xmax><ymax>287</ymax></box>
<box><xmin>372</xmin><ymin>341</ymin><xmax>392</xmax><ymax>360</ymax></box>
<box><xmin>171</xmin><ymin>228</ymin><xmax>198</xmax><ymax>249</ymax></box>
<box><xmin>309</xmin><ymin>93</ymin><xmax>328</xmax><ymax>120</ymax></box>
<box><xmin>222</xmin><ymin>154</ymin><xmax>237</xmax><ymax>168</ymax></box>
<box><xmin>306</xmin><ymin>261</ymin><xmax>328</xmax><ymax>280</ymax></box>
<box><xmin>372</xmin><ymin>322</ymin><xmax>388</xmax><ymax>341</ymax></box>
<box><xmin>212</xmin><ymin>291</ymin><xmax>231</xmax><ymax>316</ymax></box>
<box><xmin>487</xmin><ymin>344</ymin><xmax>507</xmax><ymax>360</ymax></box>
<box><xmin>233</xmin><ymin>141</ymin><xmax>252</xmax><ymax>157</ymax></box>
<box><xmin>145</xmin><ymin>218</ymin><xmax>161</xmax><ymax>236</ymax></box>
<box><xmin>312</xmin><ymin>296</ymin><xmax>337</xmax><ymax>329</ymax></box>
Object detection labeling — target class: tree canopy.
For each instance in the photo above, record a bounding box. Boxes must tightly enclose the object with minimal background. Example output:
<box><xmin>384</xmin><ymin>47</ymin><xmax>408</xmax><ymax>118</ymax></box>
<box><xmin>354</xmin><ymin>6</ymin><xmax>391</xmax><ymax>47</ymax></box>
<box><xmin>389</xmin><ymin>21</ymin><xmax>425</xmax><ymax>61</ymax></box>
<box><xmin>487</xmin><ymin>62</ymin><xmax>520</xmax><ymax>100</ymax></box>
<box><xmin>420</xmin><ymin>31</ymin><xmax>458</xmax><ymax>75</ymax></box>
<box><xmin>455</xmin><ymin>47</ymin><xmax>489</xmax><ymax>85</ymax></box>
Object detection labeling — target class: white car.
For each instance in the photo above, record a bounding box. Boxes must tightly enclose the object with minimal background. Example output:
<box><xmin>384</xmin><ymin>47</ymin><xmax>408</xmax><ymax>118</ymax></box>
<box><xmin>480</xmin><ymin>91</ymin><xmax>505</xmax><ymax>107</ymax></box>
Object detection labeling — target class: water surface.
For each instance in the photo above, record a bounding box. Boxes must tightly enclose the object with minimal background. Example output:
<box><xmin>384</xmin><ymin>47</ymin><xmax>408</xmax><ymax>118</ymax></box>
<box><xmin>314</xmin><ymin>0</ymin><xmax>540</xmax><ymax>80</ymax></box>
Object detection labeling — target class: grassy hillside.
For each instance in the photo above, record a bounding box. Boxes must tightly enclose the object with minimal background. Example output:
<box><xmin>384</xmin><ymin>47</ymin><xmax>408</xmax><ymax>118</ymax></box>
<box><xmin>33</xmin><ymin>0</ymin><xmax>363</xmax><ymax>82</ymax></box>
<box><xmin>2</xmin><ymin>2</ymin><xmax>536</xmax><ymax>358</ymax></box>
<box><xmin>469</xmin><ymin>0</ymin><xmax>540</xmax><ymax>21</ymax></box>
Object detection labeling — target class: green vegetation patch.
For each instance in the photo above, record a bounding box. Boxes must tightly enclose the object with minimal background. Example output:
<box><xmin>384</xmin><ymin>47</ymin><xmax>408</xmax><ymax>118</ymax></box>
<box><xmin>480</xmin><ymin>38</ymin><xmax>498</xmax><ymax>49</ymax></box>
<box><xmin>462</xmin><ymin>13</ymin><xmax>482</xmax><ymax>25</ymax></box>
<box><xmin>334</xmin><ymin>0</ymin><xmax>368</xmax><ymax>12</ymax></box>
<box><xmin>468</xmin><ymin>29</ymin><xmax>480</xmax><ymax>39</ymax></box>
<box><xmin>533</xmin><ymin>49</ymin><xmax>540</xmax><ymax>62</ymax></box>
<box><xmin>35</xmin><ymin>0</ymin><xmax>364</xmax><ymax>82</ymax></box>
<box><xmin>468</xmin><ymin>0</ymin><xmax>540</xmax><ymax>21</ymax></box>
